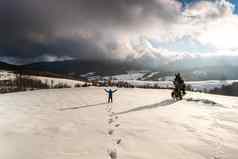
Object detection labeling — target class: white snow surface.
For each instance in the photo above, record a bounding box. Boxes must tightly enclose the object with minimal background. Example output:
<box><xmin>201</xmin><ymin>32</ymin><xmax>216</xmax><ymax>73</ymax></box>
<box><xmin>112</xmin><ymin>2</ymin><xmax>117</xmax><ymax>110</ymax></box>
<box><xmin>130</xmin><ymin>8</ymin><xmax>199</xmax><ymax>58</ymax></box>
<box><xmin>111</xmin><ymin>80</ymin><xmax>238</xmax><ymax>91</ymax></box>
<box><xmin>0</xmin><ymin>71</ymin><xmax>15</xmax><ymax>80</ymax></box>
<box><xmin>0</xmin><ymin>70</ymin><xmax>85</xmax><ymax>87</ymax></box>
<box><xmin>106</xmin><ymin>73</ymin><xmax>146</xmax><ymax>80</ymax></box>
<box><xmin>0</xmin><ymin>87</ymin><xmax>238</xmax><ymax>159</ymax></box>
<box><xmin>30</xmin><ymin>76</ymin><xmax>85</xmax><ymax>87</ymax></box>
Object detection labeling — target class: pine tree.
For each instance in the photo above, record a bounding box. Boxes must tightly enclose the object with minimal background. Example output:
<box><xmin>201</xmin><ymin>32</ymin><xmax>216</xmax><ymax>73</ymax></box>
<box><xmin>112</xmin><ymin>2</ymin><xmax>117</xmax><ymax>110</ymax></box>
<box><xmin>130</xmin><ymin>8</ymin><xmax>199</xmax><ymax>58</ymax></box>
<box><xmin>172</xmin><ymin>73</ymin><xmax>186</xmax><ymax>100</ymax></box>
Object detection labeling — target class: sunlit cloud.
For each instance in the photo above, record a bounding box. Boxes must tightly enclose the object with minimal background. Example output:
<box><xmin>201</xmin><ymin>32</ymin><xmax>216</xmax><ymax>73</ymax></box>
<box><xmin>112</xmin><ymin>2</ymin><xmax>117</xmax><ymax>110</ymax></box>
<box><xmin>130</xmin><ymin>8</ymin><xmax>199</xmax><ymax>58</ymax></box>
<box><xmin>1</xmin><ymin>0</ymin><xmax>238</xmax><ymax>66</ymax></box>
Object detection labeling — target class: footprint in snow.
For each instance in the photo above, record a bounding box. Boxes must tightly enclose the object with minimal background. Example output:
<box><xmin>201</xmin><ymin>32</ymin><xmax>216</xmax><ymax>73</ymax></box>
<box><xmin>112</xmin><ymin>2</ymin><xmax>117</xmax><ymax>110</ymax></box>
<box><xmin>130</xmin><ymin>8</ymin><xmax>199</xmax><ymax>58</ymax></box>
<box><xmin>108</xmin><ymin>118</ymin><xmax>114</xmax><ymax>124</ymax></box>
<box><xmin>108</xmin><ymin>129</ymin><xmax>114</xmax><ymax>135</ymax></box>
<box><xmin>108</xmin><ymin>149</ymin><xmax>117</xmax><ymax>159</ymax></box>
<box><xmin>115</xmin><ymin>124</ymin><xmax>120</xmax><ymax>127</ymax></box>
<box><xmin>109</xmin><ymin>112</ymin><xmax>115</xmax><ymax>117</ymax></box>
<box><xmin>116</xmin><ymin>139</ymin><xmax>122</xmax><ymax>144</ymax></box>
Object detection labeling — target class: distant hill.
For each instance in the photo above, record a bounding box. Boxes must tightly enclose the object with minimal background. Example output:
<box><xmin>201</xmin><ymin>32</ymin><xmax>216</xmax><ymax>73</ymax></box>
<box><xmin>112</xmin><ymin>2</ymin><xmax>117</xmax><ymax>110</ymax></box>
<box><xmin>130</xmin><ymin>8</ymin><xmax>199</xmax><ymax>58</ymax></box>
<box><xmin>22</xmin><ymin>59</ymin><xmax>145</xmax><ymax>78</ymax></box>
<box><xmin>210</xmin><ymin>82</ymin><xmax>238</xmax><ymax>97</ymax></box>
<box><xmin>0</xmin><ymin>61</ymin><xmax>17</xmax><ymax>70</ymax></box>
<box><xmin>0</xmin><ymin>61</ymin><xmax>78</xmax><ymax>80</ymax></box>
<box><xmin>1</xmin><ymin>59</ymin><xmax>238</xmax><ymax>81</ymax></box>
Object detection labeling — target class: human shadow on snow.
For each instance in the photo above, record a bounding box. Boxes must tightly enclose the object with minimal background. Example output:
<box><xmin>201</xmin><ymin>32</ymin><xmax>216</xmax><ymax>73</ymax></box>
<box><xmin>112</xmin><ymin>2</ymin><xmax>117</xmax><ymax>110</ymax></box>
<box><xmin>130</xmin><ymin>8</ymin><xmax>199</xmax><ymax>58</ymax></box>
<box><xmin>114</xmin><ymin>99</ymin><xmax>177</xmax><ymax>115</ymax></box>
<box><xmin>59</xmin><ymin>102</ymin><xmax>107</xmax><ymax>111</ymax></box>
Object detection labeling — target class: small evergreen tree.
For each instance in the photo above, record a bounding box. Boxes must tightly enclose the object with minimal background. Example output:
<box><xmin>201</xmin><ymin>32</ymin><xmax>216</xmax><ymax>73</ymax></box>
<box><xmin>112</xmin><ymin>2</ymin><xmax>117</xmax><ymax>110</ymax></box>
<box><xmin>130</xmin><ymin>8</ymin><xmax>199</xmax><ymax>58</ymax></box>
<box><xmin>172</xmin><ymin>73</ymin><xmax>186</xmax><ymax>100</ymax></box>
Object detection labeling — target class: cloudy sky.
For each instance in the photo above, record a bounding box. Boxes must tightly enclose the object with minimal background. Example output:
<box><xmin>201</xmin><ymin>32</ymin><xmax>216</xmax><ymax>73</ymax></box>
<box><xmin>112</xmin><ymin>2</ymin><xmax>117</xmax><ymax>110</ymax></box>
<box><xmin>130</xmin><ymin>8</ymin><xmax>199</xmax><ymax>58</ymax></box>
<box><xmin>1</xmin><ymin>0</ymin><xmax>238</xmax><ymax>64</ymax></box>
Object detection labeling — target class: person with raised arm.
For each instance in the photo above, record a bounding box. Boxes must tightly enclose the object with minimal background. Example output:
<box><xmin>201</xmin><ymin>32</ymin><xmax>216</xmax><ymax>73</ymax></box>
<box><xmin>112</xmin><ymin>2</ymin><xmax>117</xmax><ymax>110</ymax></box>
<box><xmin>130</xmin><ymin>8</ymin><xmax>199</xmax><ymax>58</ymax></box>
<box><xmin>104</xmin><ymin>88</ymin><xmax>117</xmax><ymax>103</ymax></box>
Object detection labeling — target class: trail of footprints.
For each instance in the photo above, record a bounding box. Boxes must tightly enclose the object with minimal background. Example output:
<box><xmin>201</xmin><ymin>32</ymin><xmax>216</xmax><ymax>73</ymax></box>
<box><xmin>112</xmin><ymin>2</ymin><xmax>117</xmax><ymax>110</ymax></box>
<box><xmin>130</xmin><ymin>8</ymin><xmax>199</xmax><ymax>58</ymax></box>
<box><xmin>106</xmin><ymin>105</ymin><xmax>122</xmax><ymax>159</ymax></box>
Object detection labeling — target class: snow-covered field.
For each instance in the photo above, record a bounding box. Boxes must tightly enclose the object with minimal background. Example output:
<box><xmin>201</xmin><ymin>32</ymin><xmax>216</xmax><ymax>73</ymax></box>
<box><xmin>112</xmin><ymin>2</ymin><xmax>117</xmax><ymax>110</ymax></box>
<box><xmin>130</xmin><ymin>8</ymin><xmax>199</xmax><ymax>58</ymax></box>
<box><xmin>111</xmin><ymin>80</ymin><xmax>238</xmax><ymax>91</ymax></box>
<box><xmin>0</xmin><ymin>70</ymin><xmax>15</xmax><ymax>80</ymax></box>
<box><xmin>106</xmin><ymin>72</ymin><xmax>146</xmax><ymax>80</ymax></box>
<box><xmin>0</xmin><ymin>70</ymin><xmax>85</xmax><ymax>88</ymax></box>
<box><xmin>186</xmin><ymin>80</ymin><xmax>238</xmax><ymax>91</ymax></box>
<box><xmin>0</xmin><ymin>87</ymin><xmax>238</xmax><ymax>159</ymax></box>
<box><xmin>30</xmin><ymin>76</ymin><xmax>85</xmax><ymax>88</ymax></box>
<box><xmin>2</xmin><ymin>70</ymin><xmax>237</xmax><ymax>91</ymax></box>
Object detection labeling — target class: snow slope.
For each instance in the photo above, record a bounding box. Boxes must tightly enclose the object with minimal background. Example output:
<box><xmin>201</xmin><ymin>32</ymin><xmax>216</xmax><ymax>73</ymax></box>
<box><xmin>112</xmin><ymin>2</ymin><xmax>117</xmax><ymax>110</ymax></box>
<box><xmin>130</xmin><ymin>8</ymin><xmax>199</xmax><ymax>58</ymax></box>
<box><xmin>30</xmin><ymin>75</ymin><xmax>84</xmax><ymax>87</ymax></box>
<box><xmin>111</xmin><ymin>80</ymin><xmax>238</xmax><ymax>91</ymax></box>
<box><xmin>104</xmin><ymin>72</ymin><xmax>147</xmax><ymax>80</ymax></box>
<box><xmin>0</xmin><ymin>70</ymin><xmax>85</xmax><ymax>88</ymax></box>
<box><xmin>0</xmin><ymin>88</ymin><xmax>238</xmax><ymax>159</ymax></box>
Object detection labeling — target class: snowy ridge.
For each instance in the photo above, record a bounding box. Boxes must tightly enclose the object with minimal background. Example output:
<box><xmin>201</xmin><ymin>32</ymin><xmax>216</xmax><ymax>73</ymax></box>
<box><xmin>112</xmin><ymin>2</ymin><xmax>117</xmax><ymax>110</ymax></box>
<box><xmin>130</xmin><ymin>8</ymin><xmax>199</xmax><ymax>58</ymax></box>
<box><xmin>30</xmin><ymin>75</ymin><xmax>84</xmax><ymax>88</ymax></box>
<box><xmin>1</xmin><ymin>69</ymin><xmax>237</xmax><ymax>91</ymax></box>
<box><xmin>0</xmin><ymin>70</ymin><xmax>84</xmax><ymax>88</ymax></box>
<box><xmin>110</xmin><ymin>79</ymin><xmax>238</xmax><ymax>91</ymax></box>
<box><xmin>106</xmin><ymin>72</ymin><xmax>147</xmax><ymax>80</ymax></box>
<box><xmin>0</xmin><ymin>70</ymin><xmax>15</xmax><ymax>80</ymax></box>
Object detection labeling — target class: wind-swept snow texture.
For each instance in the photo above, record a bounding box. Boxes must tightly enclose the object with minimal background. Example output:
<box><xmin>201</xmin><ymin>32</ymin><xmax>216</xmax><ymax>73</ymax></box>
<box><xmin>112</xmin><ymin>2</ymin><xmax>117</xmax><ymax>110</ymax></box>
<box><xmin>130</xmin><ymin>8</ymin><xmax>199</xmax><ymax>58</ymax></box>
<box><xmin>0</xmin><ymin>87</ymin><xmax>238</xmax><ymax>159</ymax></box>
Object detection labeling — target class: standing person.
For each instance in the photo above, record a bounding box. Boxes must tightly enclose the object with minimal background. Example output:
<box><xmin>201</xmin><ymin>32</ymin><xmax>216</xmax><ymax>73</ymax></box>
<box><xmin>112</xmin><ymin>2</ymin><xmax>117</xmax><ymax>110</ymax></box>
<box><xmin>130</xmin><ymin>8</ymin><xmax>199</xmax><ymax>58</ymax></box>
<box><xmin>104</xmin><ymin>88</ymin><xmax>117</xmax><ymax>103</ymax></box>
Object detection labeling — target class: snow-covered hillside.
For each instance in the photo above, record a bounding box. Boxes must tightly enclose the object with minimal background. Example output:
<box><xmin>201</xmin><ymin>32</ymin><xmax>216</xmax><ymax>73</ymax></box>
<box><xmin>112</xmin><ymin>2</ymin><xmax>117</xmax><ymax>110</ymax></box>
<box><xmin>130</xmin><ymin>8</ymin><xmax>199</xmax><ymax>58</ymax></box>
<box><xmin>0</xmin><ymin>70</ymin><xmax>84</xmax><ymax>88</ymax></box>
<box><xmin>102</xmin><ymin>71</ymin><xmax>148</xmax><ymax>81</ymax></box>
<box><xmin>103</xmin><ymin>71</ymin><xmax>172</xmax><ymax>81</ymax></box>
<box><xmin>0</xmin><ymin>70</ymin><xmax>15</xmax><ymax>80</ymax></box>
<box><xmin>0</xmin><ymin>87</ymin><xmax>238</xmax><ymax>159</ymax></box>
<box><xmin>83</xmin><ymin>71</ymin><xmax>238</xmax><ymax>91</ymax></box>
<box><xmin>108</xmin><ymin>72</ymin><xmax>146</xmax><ymax>80</ymax></box>
<box><xmin>30</xmin><ymin>75</ymin><xmax>84</xmax><ymax>88</ymax></box>
<box><xmin>111</xmin><ymin>79</ymin><xmax>238</xmax><ymax>91</ymax></box>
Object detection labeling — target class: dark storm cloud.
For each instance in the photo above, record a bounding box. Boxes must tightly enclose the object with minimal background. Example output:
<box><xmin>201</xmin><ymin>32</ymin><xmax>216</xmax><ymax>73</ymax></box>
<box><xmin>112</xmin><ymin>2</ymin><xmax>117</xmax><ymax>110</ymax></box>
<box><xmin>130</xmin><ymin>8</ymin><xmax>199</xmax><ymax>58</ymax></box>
<box><xmin>0</xmin><ymin>0</ymin><xmax>182</xmax><ymax>63</ymax></box>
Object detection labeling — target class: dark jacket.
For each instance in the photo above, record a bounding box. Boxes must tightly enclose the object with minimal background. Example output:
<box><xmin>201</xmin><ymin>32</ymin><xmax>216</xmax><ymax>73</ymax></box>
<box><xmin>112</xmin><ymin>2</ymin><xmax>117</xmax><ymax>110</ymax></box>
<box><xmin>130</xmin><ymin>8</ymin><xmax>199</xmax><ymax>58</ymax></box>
<box><xmin>104</xmin><ymin>89</ymin><xmax>117</xmax><ymax>97</ymax></box>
